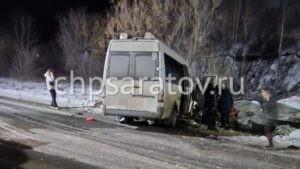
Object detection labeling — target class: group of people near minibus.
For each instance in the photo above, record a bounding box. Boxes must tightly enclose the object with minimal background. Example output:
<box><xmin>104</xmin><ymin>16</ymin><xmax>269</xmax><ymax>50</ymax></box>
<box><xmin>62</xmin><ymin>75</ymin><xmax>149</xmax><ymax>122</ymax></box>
<box><xmin>194</xmin><ymin>81</ymin><xmax>276</xmax><ymax>148</ymax></box>
<box><xmin>196</xmin><ymin>82</ymin><xmax>237</xmax><ymax>131</ymax></box>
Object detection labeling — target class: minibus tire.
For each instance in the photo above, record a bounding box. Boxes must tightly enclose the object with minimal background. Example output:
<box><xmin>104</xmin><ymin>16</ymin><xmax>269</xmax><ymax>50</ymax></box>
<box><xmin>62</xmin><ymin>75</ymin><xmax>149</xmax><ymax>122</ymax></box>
<box><xmin>116</xmin><ymin>116</ymin><xmax>133</xmax><ymax>124</ymax></box>
<box><xmin>115</xmin><ymin>116</ymin><xmax>123</xmax><ymax>122</ymax></box>
<box><xmin>125</xmin><ymin>117</ymin><xmax>134</xmax><ymax>124</ymax></box>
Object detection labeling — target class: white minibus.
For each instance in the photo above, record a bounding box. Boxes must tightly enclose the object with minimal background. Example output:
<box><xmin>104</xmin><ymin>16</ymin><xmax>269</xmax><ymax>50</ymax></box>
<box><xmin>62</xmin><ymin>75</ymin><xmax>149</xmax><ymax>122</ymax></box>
<box><xmin>101</xmin><ymin>33</ymin><xmax>192</xmax><ymax>127</ymax></box>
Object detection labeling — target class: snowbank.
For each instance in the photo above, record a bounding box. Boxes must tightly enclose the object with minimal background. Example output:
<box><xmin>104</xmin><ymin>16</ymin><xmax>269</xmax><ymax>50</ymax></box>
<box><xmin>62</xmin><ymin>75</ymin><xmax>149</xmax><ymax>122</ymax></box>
<box><xmin>274</xmin><ymin>129</ymin><xmax>300</xmax><ymax>147</ymax></box>
<box><xmin>234</xmin><ymin>100</ymin><xmax>263</xmax><ymax>129</ymax></box>
<box><xmin>277</xmin><ymin>96</ymin><xmax>300</xmax><ymax>111</ymax></box>
<box><xmin>224</xmin><ymin>129</ymin><xmax>300</xmax><ymax>148</ymax></box>
<box><xmin>235</xmin><ymin>96</ymin><xmax>300</xmax><ymax>131</ymax></box>
<box><xmin>0</xmin><ymin>78</ymin><xmax>101</xmax><ymax>108</ymax></box>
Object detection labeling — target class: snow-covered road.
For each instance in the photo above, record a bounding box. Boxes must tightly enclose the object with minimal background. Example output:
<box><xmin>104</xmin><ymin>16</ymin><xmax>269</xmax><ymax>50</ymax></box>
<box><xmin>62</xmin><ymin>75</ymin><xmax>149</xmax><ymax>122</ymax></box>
<box><xmin>0</xmin><ymin>97</ymin><xmax>299</xmax><ymax>169</ymax></box>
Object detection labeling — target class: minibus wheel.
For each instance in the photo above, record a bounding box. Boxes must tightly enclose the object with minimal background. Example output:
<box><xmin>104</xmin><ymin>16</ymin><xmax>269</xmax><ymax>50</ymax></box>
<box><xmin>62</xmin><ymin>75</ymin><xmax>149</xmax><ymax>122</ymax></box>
<box><xmin>125</xmin><ymin>117</ymin><xmax>134</xmax><ymax>123</ymax></box>
<box><xmin>115</xmin><ymin>116</ymin><xmax>133</xmax><ymax>124</ymax></box>
<box><xmin>115</xmin><ymin>116</ymin><xmax>125</xmax><ymax>122</ymax></box>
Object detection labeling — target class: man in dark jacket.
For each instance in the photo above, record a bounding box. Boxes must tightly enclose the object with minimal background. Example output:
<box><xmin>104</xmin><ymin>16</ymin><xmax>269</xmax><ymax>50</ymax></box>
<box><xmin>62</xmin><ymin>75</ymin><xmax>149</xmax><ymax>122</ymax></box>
<box><xmin>218</xmin><ymin>85</ymin><xmax>233</xmax><ymax>129</ymax></box>
<box><xmin>204</xmin><ymin>83</ymin><xmax>218</xmax><ymax>130</ymax></box>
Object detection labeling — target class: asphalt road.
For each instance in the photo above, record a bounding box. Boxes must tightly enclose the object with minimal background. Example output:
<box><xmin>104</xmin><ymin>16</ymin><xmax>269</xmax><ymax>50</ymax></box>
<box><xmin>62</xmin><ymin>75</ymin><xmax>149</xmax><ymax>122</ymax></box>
<box><xmin>0</xmin><ymin>97</ymin><xmax>299</xmax><ymax>169</ymax></box>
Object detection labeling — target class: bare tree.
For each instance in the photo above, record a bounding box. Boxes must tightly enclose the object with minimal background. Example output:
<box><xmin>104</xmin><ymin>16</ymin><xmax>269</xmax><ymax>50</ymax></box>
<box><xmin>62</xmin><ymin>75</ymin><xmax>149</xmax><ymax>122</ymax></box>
<box><xmin>0</xmin><ymin>35</ymin><xmax>14</xmax><ymax>76</ymax></box>
<box><xmin>106</xmin><ymin>0</ymin><xmax>171</xmax><ymax>38</ymax></box>
<box><xmin>106</xmin><ymin>0</ymin><xmax>222</xmax><ymax>76</ymax></box>
<box><xmin>59</xmin><ymin>9</ymin><xmax>101</xmax><ymax>79</ymax></box>
<box><xmin>233</xmin><ymin>0</ymin><xmax>242</xmax><ymax>45</ymax></box>
<box><xmin>241</xmin><ymin>1</ymin><xmax>250</xmax><ymax>76</ymax></box>
<box><xmin>11</xmin><ymin>15</ymin><xmax>39</xmax><ymax>80</ymax></box>
<box><xmin>278</xmin><ymin>0</ymin><xmax>289</xmax><ymax>55</ymax></box>
<box><xmin>186</xmin><ymin>0</ymin><xmax>221</xmax><ymax>65</ymax></box>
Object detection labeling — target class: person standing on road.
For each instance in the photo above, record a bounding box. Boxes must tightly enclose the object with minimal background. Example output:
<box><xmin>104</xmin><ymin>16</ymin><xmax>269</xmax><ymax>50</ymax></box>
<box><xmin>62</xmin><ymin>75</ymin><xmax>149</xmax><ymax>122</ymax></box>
<box><xmin>204</xmin><ymin>83</ymin><xmax>219</xmax><ymax>130</ymax></box>
<box><xmin>218</xmin><ymin>84</ymin><xmax>233</xmax><ymax>129</ymax></box>
<box><xmin>203</xmin><ymin>83</ymin><xmax>213</xmax><ymax>125</ymax></box>
<box><xmin>259</xmin><ymin>88</ymin><xmax>277</xmax><ymax>148</ymax></box>
<box><xmin>44</xmin><ymin>69</ymin><xmax>58</xmax><ymax>109</ymax></box>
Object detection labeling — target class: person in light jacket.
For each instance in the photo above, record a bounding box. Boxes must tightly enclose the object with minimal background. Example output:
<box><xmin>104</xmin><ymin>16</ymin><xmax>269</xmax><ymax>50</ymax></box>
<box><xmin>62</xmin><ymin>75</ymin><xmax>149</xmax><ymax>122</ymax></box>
<box><xmin>44</xmin><ymin>69</ymin><xmax>58</xmax><ymax>109</ymax></box>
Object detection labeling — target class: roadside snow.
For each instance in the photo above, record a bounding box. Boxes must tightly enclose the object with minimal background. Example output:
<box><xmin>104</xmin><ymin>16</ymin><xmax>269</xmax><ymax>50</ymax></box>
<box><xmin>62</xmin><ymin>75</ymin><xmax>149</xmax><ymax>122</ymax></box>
<box><xmin>224</xmin><ymin>129</ymin><xmax>300</xmax><ymax>148</ymax></box>
<box><xmin>0</xmin><ymin>78</ymin><xmax>101</xmax><ymax>108</ymax></box>
<box><xmin>274</xmin><ymin>129</ymin><xmax>300</xmax><ymax>147</ymax></box>
<box><xmin>277</xmin><ymin>96</ymin><xmax>300</xmax><ymax>110</ymax></box>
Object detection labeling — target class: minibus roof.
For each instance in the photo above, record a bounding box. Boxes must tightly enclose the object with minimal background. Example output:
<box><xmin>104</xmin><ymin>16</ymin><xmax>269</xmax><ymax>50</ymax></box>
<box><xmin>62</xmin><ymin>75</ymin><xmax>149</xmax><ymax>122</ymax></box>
<box><xmin>109</xmin><ymin>39</ymin><xmax>189</xmax><ymax>67</ymax></box>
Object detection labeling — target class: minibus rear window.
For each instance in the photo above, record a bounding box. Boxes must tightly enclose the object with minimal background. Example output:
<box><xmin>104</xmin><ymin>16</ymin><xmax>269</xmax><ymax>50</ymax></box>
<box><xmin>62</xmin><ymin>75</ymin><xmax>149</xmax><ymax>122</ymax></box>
<box><xmin>108</xmin><ymin>52</ymin><xmax>130</xmax><ymax>78</ymax></box>
<box><xmin>134</xmin><ymin>52</ymin><xmax>158</xmax><ymax>78</ymax></box>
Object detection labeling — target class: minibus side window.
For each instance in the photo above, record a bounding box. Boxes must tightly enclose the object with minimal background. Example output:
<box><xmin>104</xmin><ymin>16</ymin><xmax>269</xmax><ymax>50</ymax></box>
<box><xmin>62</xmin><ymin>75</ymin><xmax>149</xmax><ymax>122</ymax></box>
<box><xmin>164</xmin><ymin>54</ymin><xmax>184</xmax><ymax>85</ymax></box>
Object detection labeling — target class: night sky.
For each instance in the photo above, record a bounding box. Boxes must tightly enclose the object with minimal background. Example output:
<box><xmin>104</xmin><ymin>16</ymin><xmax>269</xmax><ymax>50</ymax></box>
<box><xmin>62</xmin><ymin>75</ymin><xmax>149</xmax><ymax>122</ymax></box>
<box><xmin>0</xmin><ymin>0</ymin><xmax>111</xmax><ymax>41</ymax></box>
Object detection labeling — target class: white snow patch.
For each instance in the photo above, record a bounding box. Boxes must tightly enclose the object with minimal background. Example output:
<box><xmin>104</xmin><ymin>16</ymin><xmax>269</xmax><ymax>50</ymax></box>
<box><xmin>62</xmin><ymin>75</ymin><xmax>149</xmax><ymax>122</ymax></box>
<box><xmin>0</xmin><ymin>78</ymin><xmax>101</xmax><ymax>109</ymax></box>
<box><xmin>277</xmin><ymin>96</ymin><xmax>300</xmax><ymax>110</ymax></box>
<box><xmin>273</xmin><ymin>129</ymin><xmax>300</xmax><ymax>147</ymax></box>
<box><xmin>289</xmin><ymin>129</ymin><xmax>300</xmax><ymax>139</ymax></box>
<box><xmin>225</xmin><ymin>129</ymin><xmax>300</xmax><ymax>148</ymax></box>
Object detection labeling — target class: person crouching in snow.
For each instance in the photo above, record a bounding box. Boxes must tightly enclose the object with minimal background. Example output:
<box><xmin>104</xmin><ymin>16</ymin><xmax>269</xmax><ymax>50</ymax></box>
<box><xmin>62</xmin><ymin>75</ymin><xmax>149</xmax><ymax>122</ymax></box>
<box><xmin>44</xmin><ymin>69</ymin><xmax>58</xmax><ymax>109</ymax></box>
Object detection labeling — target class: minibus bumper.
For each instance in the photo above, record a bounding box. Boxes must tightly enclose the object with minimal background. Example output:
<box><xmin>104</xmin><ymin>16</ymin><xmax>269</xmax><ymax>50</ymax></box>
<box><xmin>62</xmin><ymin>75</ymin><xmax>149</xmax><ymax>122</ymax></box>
<box><xmin>104</xmin><ymin>108</ymin><xmax>163</xmax><ymax>119</ymax></box>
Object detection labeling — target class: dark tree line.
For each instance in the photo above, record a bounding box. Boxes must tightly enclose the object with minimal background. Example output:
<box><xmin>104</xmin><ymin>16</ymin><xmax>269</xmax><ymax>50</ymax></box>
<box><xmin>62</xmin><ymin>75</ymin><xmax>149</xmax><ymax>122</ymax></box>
<box><xmin>0</xmin><ymin>0</ymin><xmax>299</xmax><ymax>80</ymax></box>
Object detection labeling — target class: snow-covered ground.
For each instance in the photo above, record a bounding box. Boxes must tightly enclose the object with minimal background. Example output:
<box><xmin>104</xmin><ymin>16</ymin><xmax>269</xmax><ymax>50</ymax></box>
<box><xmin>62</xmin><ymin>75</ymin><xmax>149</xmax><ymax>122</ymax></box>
<box><xmin>235</xmin><ymin>96</ymin><xmax>300</xmax><ymax>128</ymax></box>
<box><xmin>224</xmin><ymin>129</ymin><xmax>300</xmax><ymax>148</ymax></box>
<box><xmin>0</xmin><ymin>78</ymin><xmax>101</xmax><ymax>108</ymax></box>
<box><xmin>233</xmin><ymin>96</ymin><xmax>300</xmax><ymax>148</ymax></box>
<box><xmin>1</xmin><ymin>77</ymin><xmax>299</xmax><ymax>148</ymax></box>
<box><xmin>278</xmin><ymin>96</ymin><xmax>300</xmax><ymax>110</ymax></box>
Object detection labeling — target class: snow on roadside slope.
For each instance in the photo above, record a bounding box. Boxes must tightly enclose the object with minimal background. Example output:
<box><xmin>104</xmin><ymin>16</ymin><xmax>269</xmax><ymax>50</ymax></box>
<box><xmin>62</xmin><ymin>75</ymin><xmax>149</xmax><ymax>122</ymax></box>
<box><xmin>277</xmin><ymin>96</ymin><xmax>300</xmax><ymax>110</ymax></box>
<box><xmin>223</xmin><ymin>129</ymin><xmax>300</xmax><ymax>148</ymax></box>
<box><xmin>273</xmin><ymin>129</ymin><xmax>300</xmax><ymax>147</ymax></box>
<box><xmin>0</xmin><ymin>78</ymin><xmax>101</xmax><ymax>108</ymax></box>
